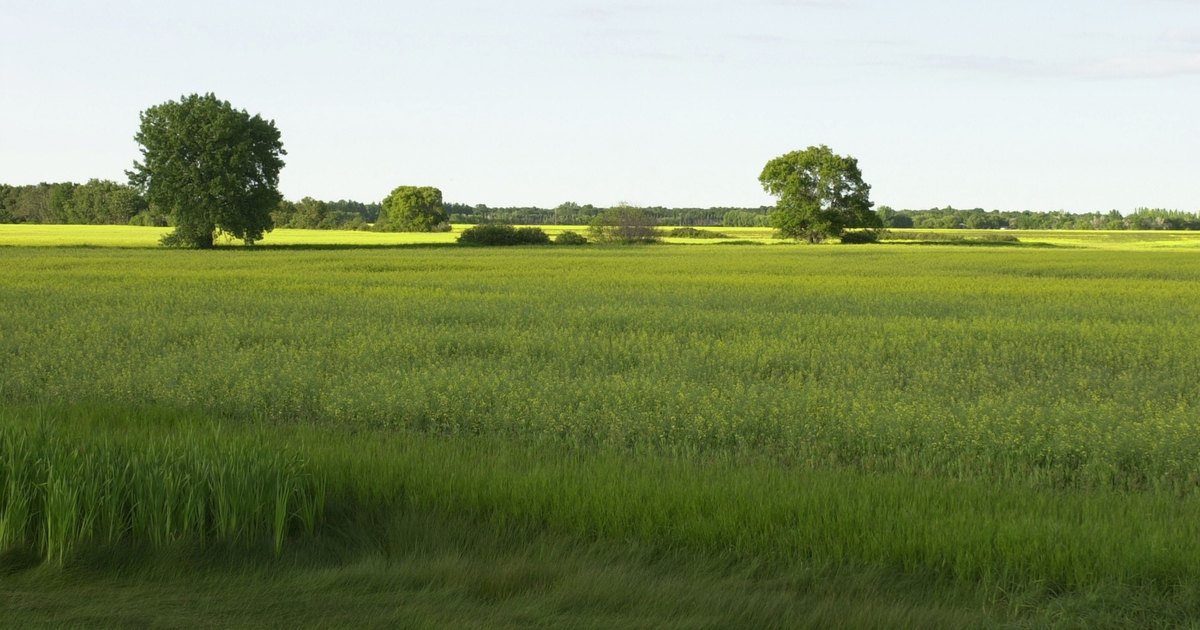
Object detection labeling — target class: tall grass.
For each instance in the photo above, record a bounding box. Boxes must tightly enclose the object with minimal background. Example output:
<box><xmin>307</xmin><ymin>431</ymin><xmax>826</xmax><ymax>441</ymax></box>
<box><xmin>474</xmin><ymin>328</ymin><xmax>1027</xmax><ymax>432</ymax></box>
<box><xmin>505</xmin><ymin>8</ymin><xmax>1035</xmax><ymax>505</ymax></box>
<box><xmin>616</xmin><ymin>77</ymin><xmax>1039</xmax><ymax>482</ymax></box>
<box><xmin>8</xmin><ymin>402</ymin><xmax>1200</xmax><ymax>601</ymax></box>
<box><xmin>303</xmin><ymin>428</ymin><xmax>1200</xmax><ymax>592</ymax></box>
<box><xmin>0</xmin><ymin>407</ymin><xmax>324</xmax><ymax>564</ymax></box>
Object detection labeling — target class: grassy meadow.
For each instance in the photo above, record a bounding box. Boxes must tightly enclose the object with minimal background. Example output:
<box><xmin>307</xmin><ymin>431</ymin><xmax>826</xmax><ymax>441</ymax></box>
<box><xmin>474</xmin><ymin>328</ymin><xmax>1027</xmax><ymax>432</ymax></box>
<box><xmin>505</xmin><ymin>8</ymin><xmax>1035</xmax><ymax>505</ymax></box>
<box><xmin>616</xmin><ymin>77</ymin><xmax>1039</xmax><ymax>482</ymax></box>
<box><xmin>3</xmin><ymin>227</ymin><xmax>1200</xmax><ymax>626</ymax></box>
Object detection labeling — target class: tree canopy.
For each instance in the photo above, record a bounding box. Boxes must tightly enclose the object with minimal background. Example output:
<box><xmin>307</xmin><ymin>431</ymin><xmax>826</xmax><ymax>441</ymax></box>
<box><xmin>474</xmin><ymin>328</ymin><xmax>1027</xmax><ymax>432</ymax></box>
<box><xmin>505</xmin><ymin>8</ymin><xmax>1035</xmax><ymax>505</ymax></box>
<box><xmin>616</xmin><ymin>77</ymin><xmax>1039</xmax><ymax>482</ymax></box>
<box><xmin>380</xmin><ymin>186</ymin><xmax>447</xmax><ymax>232</ymax></box>
<box><xmin>128</xmin><ymin>93</ymin><xmax>285</xmax><ymax>247</ymax></box>
<box><xmin>759</xmin><ymin>145</ymin><xmax>878</xmax><ymax>243</ymax></box>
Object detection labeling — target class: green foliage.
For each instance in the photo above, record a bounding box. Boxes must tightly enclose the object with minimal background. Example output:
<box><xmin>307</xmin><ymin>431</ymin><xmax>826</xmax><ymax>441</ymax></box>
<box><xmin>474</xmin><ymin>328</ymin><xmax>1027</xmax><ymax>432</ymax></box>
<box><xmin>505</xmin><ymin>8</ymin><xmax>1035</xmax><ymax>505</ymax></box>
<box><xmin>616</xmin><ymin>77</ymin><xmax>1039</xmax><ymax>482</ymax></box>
<box><xmin>838</xmin><ymin>229</ymin><xmax>881</xmax><ymax>244</ymax></box>
<box><xmin>271</xmin><ymin>197</ymin><xmax>381</xmax><ymax>230</ymax></box>
<box><xmin>66</xmin><ymin>179</ymin><xmax>147</xmax><ymax>224</ymax></box>
<box><xmin>513</xmin><ymin>227</ymin><xmax>550</xmax><ymax>244</ymax></box>
<box><xmin>273</xmin><ymin>197</ymin><xmax>331</xmax><ymax>229</ymax></box>
<box><xmin>721</xmin><ymin>209</ymin><xmax>768</xmax><ymax>227</ymax></box>
<box><xmin>588</xmin><ymin>204</ymin><xmax>660</xmax><ymax>243</ymax></box>
<box><xmin>445</xmin><ymin>202</ymin><xmax>746</xmax><ymax>227</ymax></box>
<box><xmin>890</xmin><ymin>206</ymin><xmax>1200</xmax><ymax>230</ymax></box>
<box><xmin>6</xmin><ymin>179</ymin><xmax>1200</xmax><ymax>236</ymax></box>
<box><xmin>0</xmin><ymin>182</ymin><xmax>69</xmax><ymax>223</ymax></box>
<box><xmin>0</xmin><ymin>181</ymin><xmax>147</xmax><ymax>225</ymax></box>
<box><xmin>380</xmin><ymin>186</ymin><xmax>448</xmax><ymax>232</ymax></box>
<box><xmin>760</xmin><ymin>145</ymin><xmax>880</xmax><ymax>243</ymax></box>
<box><xmin>667</xmin><ymin>227</ymin><xmax>728</xmax><ymax>239</ymax></box>
<box><xmin>127</xmin><ymin>93</ymin><xmax>285</xmax><ymax>248</ymax></box>
<box><xmin>553</xmin><ymin>230</ymin><xmax>588</xmax><ymax>245</ymax></box>
<box><xmin>127</xmin><ymin>209</ymin><xmax>168</xmax><ymax>226</ymax></box>
<box><xmin>457</xmin><ymin>224</ymin><xmax>550</xmax><ymax>246</ymax></box>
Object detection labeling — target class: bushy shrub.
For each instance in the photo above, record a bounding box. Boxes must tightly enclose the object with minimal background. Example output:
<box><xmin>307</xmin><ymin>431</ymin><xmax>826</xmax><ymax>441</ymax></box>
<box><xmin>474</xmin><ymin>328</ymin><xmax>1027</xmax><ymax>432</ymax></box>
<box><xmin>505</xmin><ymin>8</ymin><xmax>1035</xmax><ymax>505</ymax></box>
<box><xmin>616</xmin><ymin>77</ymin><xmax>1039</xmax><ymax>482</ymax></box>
<box><xmin>667</xmin><ymin>227</ymin><xmax>728</xmax><ymax>239</ymax></box>
<box><xmin>554</xmin><ymin>231</ymin><xmax>588</xmax><ymax>245</ymax></box>
<box><xmin>457</xmin><ymin>224</ymin><xmax>549</xmax><ymax>246</ymax></box>
<box><xmin>514</xmin><ymin>226</ymin><xmax>550</xmax><ymax>244</ymax></box>
<box><xmin>589</xmin><ymin>205</ymin><xmax>660</xmax><ymax>243</ymax></box>
<box><xmin>839</xmin><ymin>229</ymin><xmax>881</xmax><ymax>244</ymax></box>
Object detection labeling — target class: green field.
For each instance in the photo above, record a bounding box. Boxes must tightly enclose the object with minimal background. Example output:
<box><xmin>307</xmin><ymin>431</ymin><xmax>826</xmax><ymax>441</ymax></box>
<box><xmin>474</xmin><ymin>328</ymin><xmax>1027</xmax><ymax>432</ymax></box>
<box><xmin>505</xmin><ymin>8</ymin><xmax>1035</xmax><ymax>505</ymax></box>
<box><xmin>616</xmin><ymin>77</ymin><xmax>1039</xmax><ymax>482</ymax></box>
<box><xmin>3</xmin><ymin>230</ymin><xmax>1200</xmax><ymax>626</ymax></box>
<box><xmin>6</xmin><ymin>223</ymin><xmax>1200</xmax><ymax>249</ymax></box>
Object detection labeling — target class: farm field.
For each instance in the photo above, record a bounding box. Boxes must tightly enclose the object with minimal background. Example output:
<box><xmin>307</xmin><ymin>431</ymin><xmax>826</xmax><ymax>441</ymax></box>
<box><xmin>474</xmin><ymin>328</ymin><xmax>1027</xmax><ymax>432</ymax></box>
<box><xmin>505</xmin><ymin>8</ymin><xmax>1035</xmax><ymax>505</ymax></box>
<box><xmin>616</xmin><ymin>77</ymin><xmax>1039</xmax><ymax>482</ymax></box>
<box><xmin>3</xmin><ymin>233</ymin><xmax>1200</xmax><ymax>626</ymax></box>
<box><xmin>0</xmin><ymin>223</ymin><xmax>780</xmax><ymax>248</ymax></box>
<box><xmin>6</xmin><ymin>222</ymin><xmax>1200</xmax><ymax>249</ymax></box>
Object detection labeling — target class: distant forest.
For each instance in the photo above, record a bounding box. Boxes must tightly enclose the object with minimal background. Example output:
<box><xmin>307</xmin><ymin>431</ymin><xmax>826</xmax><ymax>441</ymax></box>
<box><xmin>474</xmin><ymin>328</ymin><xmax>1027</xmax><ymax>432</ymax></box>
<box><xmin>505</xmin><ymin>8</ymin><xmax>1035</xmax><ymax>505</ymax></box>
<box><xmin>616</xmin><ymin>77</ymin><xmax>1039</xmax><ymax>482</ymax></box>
<box><xmin>3</xmin><ymin>180</ymin><xmax>1198</xmax><ymax>231</ymax></box>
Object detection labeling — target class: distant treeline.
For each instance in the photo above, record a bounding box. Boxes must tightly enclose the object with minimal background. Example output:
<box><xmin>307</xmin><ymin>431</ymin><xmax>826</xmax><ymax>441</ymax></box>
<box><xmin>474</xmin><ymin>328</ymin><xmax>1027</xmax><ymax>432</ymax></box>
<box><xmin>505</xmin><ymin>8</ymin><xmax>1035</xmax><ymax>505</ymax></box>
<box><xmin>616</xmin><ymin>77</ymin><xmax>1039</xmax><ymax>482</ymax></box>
<box><xmin>0</xmin><ymin>182</ymin><xmax>383</xmax><ymax>230</ymax></box>
<box><xmin>0</xmin><ymin>181</ymin><xmax>156</xmax><ymax>225</ymax></box>
<box><xmin>3</xmin><ymin>181</ymin><xmax>1197</xmax><ymax>231</ymax></box>
<box><xmin>0</xmin><ymin>182</ymin><xmax>766</xmax><ymax>230</ymax></box>
<box><xmin>443</xmin><ymin>202</ymin><xmax>771</xmax><ymax>227</ymax></box>
<box><xmin>271</xmin><ymin>198</ymin><xmax>381</xmax><ymax>230</ymax></box>
<box><xmin>880</xmin><ymin>206</ymin><xmax>1200</xmax><ymax>231</ymax></box>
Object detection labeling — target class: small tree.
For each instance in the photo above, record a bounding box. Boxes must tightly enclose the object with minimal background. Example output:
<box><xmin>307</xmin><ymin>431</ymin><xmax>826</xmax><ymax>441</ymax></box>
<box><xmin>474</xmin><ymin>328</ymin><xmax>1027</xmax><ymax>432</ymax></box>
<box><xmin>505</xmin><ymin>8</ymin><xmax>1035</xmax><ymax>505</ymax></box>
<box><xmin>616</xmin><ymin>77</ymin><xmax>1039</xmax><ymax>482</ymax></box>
<box><xmin>380</xmin><ymin>186</ymin><xmax>447</xmax><ymax>232</ymax></box>
<box><xmin>588</xmin><ymin>203</ymin><xmax>659</xmax><ymax>243</ymax></box>
<box><xmin>759</xmin><ymin>145</ymin><xmax>878</xmax><ymax>243</ymax></box>
<box><xmin>128</xmin><ymin>93</ymin><xmax>285</xmax><ymax>247</ymax></box>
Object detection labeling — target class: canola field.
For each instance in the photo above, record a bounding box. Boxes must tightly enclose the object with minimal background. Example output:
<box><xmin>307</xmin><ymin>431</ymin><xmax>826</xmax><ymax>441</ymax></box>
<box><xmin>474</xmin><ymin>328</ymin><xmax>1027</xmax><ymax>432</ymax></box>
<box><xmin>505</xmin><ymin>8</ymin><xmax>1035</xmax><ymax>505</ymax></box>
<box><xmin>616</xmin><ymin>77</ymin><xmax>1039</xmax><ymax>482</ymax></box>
<box><xmin>3</xmin><ymin>229</ymin><xmax>1200</xmax><ymax>623</ymax></box>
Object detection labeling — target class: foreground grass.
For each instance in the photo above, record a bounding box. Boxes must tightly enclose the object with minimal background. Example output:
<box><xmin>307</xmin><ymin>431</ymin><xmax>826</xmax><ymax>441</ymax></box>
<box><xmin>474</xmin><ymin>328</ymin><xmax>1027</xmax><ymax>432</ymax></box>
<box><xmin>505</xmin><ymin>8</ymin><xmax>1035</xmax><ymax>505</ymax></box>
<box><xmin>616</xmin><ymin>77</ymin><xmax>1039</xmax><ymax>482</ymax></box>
<box><xmin>1</xmin><ymin>512</ymin><xmax>992</xmax><ymax>630</ymax></box>
<box><xmin>2</xmin><ymin>405</ymin><xmax>987</xmax><ymax>629</ymax></box>
<box><xmin>4</xmin><ymin>403</ymin><xmax>1197</xmax><ymax>628</ymax></box>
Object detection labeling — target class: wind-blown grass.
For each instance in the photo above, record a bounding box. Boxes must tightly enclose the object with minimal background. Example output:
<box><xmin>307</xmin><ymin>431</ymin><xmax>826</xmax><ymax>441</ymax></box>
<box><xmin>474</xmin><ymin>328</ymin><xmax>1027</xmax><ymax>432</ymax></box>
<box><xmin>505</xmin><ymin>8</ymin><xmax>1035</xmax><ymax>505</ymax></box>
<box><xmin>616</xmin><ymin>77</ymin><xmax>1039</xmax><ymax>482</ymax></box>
<box><xmin>3</xmin><ymin>246</ymin><xmax>1199</xmax><ymax>493</ymax></box>
<box><xmin>4</xmin><ymin>241</ymin><xmax>1200</xmax><ymax>623</ymax></box>
<box><xmin>0</xmin><ymin>406</ymin><xmax>324</xmax><ymax>565</ymax></box>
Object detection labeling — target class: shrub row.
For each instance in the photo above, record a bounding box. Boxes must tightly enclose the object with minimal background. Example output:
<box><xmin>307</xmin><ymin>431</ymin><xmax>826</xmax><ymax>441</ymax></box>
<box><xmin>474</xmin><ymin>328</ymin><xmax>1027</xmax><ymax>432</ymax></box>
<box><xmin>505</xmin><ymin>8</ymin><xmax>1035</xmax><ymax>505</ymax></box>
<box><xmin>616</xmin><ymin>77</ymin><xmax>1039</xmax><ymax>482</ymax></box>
<box><xmin>457</xmin><ymin>224</ymin><xmax>588</xmax><ymax>246</ymax></box>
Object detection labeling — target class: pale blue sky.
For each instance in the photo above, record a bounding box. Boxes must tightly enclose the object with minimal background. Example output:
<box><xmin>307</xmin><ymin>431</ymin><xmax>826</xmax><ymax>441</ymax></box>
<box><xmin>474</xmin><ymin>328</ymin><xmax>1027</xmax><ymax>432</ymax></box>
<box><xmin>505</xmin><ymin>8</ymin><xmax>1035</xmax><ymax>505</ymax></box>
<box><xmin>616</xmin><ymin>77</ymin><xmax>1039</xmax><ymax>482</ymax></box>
<box><xmin>2</xmin><ymin>0</ymin><xmax>1197</xmax><ymax>211</ymax></box>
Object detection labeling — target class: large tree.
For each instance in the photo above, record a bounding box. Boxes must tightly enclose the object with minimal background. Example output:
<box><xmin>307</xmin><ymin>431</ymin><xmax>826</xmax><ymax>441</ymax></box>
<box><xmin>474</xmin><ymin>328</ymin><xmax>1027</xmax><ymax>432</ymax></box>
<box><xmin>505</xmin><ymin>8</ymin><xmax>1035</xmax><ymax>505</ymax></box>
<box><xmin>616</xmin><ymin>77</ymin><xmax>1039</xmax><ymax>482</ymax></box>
<box><xmin>128</xmin><ymin>93</ymin><xmax>285</xmax><ymax>247</ymax></box>
<box><xmin>380</xmin><ymin>186</ymin><xmax>447</xmax><ymax>232</ymax></box>
<box><xmin>759</xmin><ymin>145</ymin><xmax>878</xmax><ymax>243</ymax></box>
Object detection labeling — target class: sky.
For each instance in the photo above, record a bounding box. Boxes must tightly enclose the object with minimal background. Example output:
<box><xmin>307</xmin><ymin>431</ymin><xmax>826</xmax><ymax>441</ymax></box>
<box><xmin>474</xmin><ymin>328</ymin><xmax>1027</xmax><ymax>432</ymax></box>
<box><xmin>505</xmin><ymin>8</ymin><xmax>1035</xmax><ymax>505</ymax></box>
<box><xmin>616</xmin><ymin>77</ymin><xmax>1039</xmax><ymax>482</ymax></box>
<box><xmin>1</xmin><ymin>0</ymin><xmax>1197</xmax><ymax>212</ymax></box>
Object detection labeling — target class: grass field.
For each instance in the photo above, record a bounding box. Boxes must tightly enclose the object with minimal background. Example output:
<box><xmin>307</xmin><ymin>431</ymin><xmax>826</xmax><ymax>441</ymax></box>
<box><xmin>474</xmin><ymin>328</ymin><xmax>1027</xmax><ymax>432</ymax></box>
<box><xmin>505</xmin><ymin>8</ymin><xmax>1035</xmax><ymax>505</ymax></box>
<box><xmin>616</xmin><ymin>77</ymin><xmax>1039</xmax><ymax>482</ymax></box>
<box><xmin>3</xmin><ymin>229</ymin><xmax>1200</xmax><ymax>626</ymax></box>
